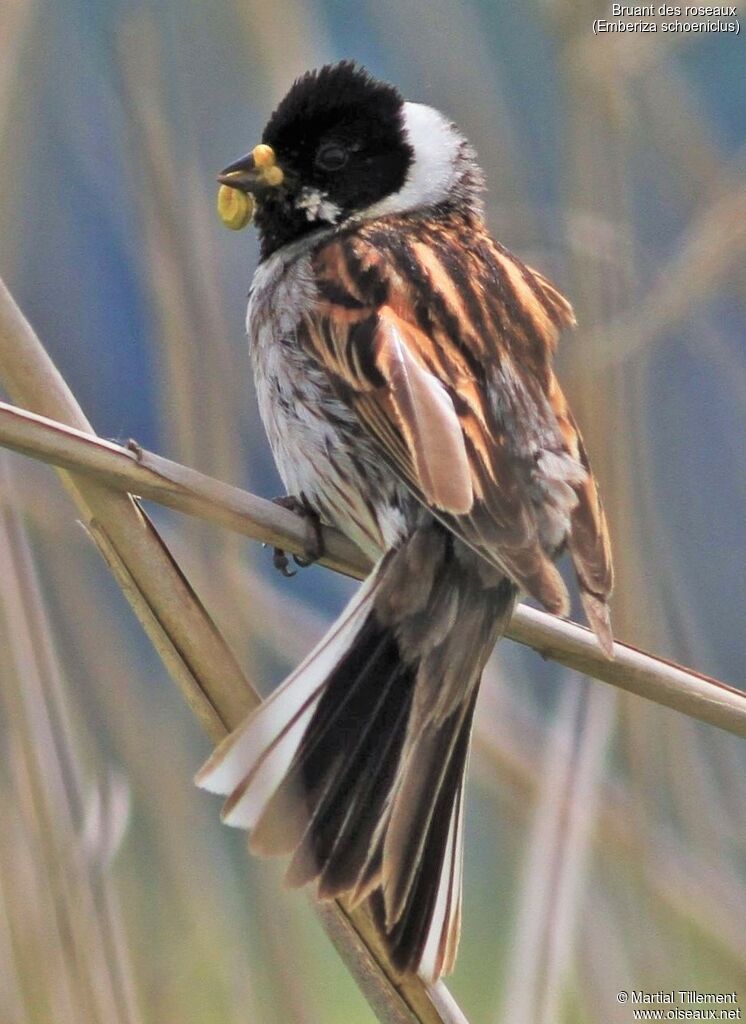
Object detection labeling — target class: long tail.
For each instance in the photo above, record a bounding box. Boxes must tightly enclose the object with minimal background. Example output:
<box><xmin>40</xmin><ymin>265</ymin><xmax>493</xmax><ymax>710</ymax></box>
<box><xmin>196</xmin><ymin>526</ymin><xmax>516</xmax><ymax>980</ymax></box>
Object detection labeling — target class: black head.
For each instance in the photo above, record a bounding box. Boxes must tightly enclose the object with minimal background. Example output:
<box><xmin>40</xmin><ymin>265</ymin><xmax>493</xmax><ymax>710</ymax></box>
<box><xmin>220</xmin><ymin>62</ymin><xmax>415</xmax><ymax>257</ymax></box>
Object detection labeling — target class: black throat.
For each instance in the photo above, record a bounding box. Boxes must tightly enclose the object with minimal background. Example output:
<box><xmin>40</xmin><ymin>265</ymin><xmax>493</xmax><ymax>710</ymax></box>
<box><xmin>253</xmin><ymin>62</ymin><xmax>414</xmax><ymax>260</ymax></box>
<box><xmin>254</xmin><ymin>195</ymin><xmax>325</xmax><ymax>260</ymax></box>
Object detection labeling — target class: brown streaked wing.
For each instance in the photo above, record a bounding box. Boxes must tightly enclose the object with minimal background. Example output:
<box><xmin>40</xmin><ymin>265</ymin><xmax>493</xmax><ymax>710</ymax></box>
<box><xmin>303</xmin><ymin>224</ymin><xmax>598</xmax><ymax>619</ymax></box>
<box><xmin>373</xmin><ymin>307</ymin><xmax>473</xmax><ymax>514</ymax></box>
<box><xmin>547</xmin><ymin>371</ymin><xmax>614</xmax><ymax>652</ymax></box>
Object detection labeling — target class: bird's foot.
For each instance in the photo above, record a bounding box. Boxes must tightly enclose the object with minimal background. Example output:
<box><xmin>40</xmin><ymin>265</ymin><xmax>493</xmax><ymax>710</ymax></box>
<box><xmin>271</xmin><ymin>496</ymin><xmax>325</xmax><ymax>577</ymax></box>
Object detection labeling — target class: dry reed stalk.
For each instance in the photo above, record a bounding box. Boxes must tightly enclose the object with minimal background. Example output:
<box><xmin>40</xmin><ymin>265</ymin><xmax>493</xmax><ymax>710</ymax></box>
<box><xmin>0</xmin><ymin>282</ymin><xmax>252</xmax><ymax>739</ymax></box>
<box><xmin>32</xmin><ymin>522</ymin><xmax>271</xmax><ymax>1024</ymax></box>
<box><xmin>474</xmin><ymin>680</ymin><xmax>746</xmax><ymax>968</ymax></box>
<box><xmin>0</xmin><ymin>394</ymin><xmax>743</xmax><ymax>739</ymax></box>
<box><xmin>0</xmin><ymin>861</ymin><xmax>27</xmax><ymax>1021</ymax></box>
<box><xmin>0</xmin><ymin>275</ymin><xmax>469</xmax><ymax>1024</ymax></box>
<box><xmin>0</xmin><ymin>456</ymin><xmax>142</xmax><ymax>1024</ymax></box>
<box><xmin>496</xmin><ymin>679</ymin><xmax>617</xmax><ymax>1024</ymax></box>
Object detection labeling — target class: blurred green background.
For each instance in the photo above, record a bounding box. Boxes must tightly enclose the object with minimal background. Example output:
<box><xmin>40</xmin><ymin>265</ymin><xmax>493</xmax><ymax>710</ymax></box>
<box><xmin>1</xmin><ymin>1</ymin><xmax>745</xmax><ymax>1022</ymax></box>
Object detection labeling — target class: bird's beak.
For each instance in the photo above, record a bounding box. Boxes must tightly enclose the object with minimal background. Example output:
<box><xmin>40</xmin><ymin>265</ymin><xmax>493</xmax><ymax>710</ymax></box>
<box><xmin>217</xmin><ymin>144</ymin><xmax>284</xmax><ymax>193</ymax></box>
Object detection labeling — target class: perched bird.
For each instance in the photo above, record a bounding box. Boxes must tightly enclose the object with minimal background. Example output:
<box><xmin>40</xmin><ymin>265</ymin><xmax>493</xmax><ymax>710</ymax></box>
<box><xmin>197</xmin><ymin>61</ymin><xmax>613</xmax><ymax>981</ymax></box>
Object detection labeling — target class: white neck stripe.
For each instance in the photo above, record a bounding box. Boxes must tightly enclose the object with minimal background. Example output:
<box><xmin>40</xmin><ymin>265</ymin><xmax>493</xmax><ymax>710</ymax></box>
<box><xmin>357</xmin><ymin>103</ymin><xmax>464</xmax><ymax>220</ymax></box>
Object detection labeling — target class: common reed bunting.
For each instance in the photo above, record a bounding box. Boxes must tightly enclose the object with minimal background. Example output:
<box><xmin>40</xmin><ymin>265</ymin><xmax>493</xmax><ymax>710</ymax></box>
<box><xmin>197</xmin><ymin>61</ymin><xmax>613</xmax><ymax>981</ymax></box>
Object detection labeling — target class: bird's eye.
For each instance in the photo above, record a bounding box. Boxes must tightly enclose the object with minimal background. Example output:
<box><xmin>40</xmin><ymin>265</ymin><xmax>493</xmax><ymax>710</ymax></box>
<box><xmin>315</xmin><ymin>143</ymin><xmax>349</xmax><ymax>172</ymax></box>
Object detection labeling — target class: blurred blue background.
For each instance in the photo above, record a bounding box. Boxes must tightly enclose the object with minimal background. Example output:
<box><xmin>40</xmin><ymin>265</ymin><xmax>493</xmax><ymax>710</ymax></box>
<box><xmin>1</xmin><ymin>2</ymin><xmax>744</xmax><ymax>1022</ymax></box>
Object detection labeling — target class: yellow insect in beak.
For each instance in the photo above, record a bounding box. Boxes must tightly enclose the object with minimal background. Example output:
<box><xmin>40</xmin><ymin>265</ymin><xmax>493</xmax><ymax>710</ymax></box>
<box><xmin>216</xmin><ymin>144</ymin><xmax>284</xmax><ymax>231</ymax></box>
<box><xmin>217</xmin><ymin>179</ymin><xmax>255</xmax><ymax>231</ymax></box>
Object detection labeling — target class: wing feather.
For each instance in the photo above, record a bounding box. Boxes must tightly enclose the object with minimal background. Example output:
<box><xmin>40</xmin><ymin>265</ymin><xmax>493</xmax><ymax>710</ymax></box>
<box><xmin>373</xmin><ymin>307</ymin><xmax>473</xmax><ymax>514</ymax></box>
<box><xmin>547</xmin><ymin>371</ymin><xmax>614</xmax><ymax>653</ymax></box>
<box><xmin>302</xmin><ymin>221</ymin><xmax>613</xmax><ymax>635</ymax></box>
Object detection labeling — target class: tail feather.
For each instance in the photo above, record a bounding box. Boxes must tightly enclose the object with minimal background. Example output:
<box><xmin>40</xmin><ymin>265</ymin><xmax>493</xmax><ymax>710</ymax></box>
<box><xmin>378</xmin><ymin>690</ymin><xmax>476</xmax><ymax>979</ymax></box>
<box><xmin>260</xmin><ymin>615</ymin><xmax>415</xmax><ymax>884</ymax></box>
<box><xmin>382</xmin><ymin>700</ymin><xmax>472</xmax><ymax>926</ymax></box>
<box><xmin>313</xmin><ymin>649</ymin><xmax>416</xmax><ymax>897</ymax></box>
<box><xmin>197</xmin><ymin>568</ymin><xmax>379</xmax><ymax>804</ymax></box>
<box><xmin>220</xmin><ymin>698</ymin><xmax>319</xmax><ymax>831</ymax></box>
<box><xmin>196</xmin><ymin>530</ymin><xmax>515</xmax><ymax>980</ymax></box>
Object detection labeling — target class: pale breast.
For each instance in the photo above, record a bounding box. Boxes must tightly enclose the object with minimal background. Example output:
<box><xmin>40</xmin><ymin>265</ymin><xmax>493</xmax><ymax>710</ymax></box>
<box><xmin>247</xmin><ymin>247</ymin><xmax>410</xmax><ymax>561</ymax></box>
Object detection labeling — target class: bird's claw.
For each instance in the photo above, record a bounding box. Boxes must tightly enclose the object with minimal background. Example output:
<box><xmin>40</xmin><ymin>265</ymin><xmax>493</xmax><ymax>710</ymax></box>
<box><xmin>272</xmin><ymin>547</ymin><xmax>297</xmax><ymax>577</ymax></box>
<box><xmin>271</xmin><ymin>495</ymin><xmax>325</xmax><ymax>576</ymax></box>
